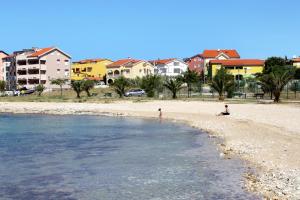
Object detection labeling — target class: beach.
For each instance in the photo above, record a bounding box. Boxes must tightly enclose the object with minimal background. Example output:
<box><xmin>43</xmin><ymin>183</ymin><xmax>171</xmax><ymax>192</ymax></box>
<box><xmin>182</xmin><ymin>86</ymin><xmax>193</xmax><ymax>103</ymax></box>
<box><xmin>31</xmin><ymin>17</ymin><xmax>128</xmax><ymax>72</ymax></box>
<box><xmin>0</xmin><ymin>101</ymin><xmax>299</xmax><ymax>199</ymax></box>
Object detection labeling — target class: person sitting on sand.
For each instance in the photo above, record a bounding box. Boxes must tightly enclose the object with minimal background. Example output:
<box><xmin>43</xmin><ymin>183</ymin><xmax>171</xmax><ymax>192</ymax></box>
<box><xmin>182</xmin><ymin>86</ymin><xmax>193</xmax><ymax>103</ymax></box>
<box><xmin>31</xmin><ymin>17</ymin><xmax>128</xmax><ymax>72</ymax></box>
<box><xmin>218</xmin><ymin>105</ymin><xmax>230</xmax><ymax>116</ymax></box>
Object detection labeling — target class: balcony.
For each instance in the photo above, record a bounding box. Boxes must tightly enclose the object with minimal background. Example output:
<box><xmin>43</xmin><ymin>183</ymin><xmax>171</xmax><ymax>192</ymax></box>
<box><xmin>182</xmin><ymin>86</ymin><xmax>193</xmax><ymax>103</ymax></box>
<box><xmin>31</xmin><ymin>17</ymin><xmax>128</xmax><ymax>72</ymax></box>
<box><xmin>27</xmin><ymin>64</ymin><xmax>40</xmax><ymax>70</ymax></box>
<box><xmin>40</xmin><ymin>75</ymin><xmax>47</xmax><ymax>80</ymax></box>
<box><xmin>27</xmin><ymin>75</ymin><xmax>40</xmax><ymax>80</ymax></box>
<box><xmin>17</xmin><ymin>74</ymin><xmax>28</xmax><ymax>80</ymax></box>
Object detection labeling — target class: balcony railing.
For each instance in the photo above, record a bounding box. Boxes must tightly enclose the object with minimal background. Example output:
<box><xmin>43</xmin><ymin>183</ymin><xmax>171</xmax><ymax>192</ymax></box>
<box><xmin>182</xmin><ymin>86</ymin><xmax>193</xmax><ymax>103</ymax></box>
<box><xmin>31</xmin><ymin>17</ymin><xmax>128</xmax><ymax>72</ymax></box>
<box><xmin>40</xmin><ymin>75</ymin><xmax>47</xmax><ymax>80</ymax></box>
<box><xmin>27</xmin><ymin>75</ymin><xmax>40</xmax><ymax>80</ymax></box>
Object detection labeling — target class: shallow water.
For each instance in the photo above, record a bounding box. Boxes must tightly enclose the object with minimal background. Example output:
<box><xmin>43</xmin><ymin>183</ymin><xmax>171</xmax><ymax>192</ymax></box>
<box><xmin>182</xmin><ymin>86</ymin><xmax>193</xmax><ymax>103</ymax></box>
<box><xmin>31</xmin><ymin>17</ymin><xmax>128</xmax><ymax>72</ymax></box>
<box><xmin>0</xmin><ymin>114</ymin><xmax>259</xmax><ymax>200</ymax></box>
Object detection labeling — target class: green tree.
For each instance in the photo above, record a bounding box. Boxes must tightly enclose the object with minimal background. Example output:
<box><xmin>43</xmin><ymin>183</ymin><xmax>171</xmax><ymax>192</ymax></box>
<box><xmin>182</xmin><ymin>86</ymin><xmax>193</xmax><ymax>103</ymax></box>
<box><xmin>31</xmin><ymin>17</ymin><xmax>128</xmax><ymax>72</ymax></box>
<box><xmin>113</xmin><ymin>76</ymin><xmax>131</xmax><ymax>98</ymax></box>
<box><xmin>264</xmin><ymin>57</ymin><xmax>286</xmax><ymax>74</ymax></box>
<box><xmin>163</xmin><ymin>76</ymin><xmax>183</xmax><ymax>99</ymax></box>
<box><xmin>210</xmin><ymin>67</ymin><xmax>235</xmax><ymax>100</ymax></box>
<box><xmin>51</xmin><ymin>79</ymin><xmax>68</xmax><ymax>97</ymax></box>
<box><xmin>140</xmin><ymin>75</ymin><xmax>162</xmax><ymax>97</ymax></box>
<box><xmin>71</xmin><ymin>81</ymin><xmax>84</xmax><ymax>98</ymax></box>
<box><xmin>0</xmin><ymin>81</ymin><xmax>6</xmax><ymax>93</ymax></box>
<box><xmin>35</xmin><ymin>84</ymin><xmax>45</xmax><ymax>96</ymax></box>
<box><xmin>259</xmin><ymin>67</ymin><xmax>295</xmax><ymax>102</ymax></box>
<box><xmin>82</xmin><ymin>80</ymin><xmax>95</xmax><ymax>97</ymax></box>
<box><xmin>182</xmin><ymin>69</ymin><xmax>199</xmax><ymax>97</ymax></box>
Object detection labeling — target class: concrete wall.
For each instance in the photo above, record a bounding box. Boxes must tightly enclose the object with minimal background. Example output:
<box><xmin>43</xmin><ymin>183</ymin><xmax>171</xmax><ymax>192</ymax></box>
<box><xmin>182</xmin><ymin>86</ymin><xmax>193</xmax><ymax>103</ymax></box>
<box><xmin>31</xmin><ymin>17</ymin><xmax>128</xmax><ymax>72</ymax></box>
<box><xmin>42</xmin><ymin>49</ymin><xmax>71</xmax><ymax>89</ymax></box>
<box><xmin>0</xmin><ymin>52</ymin><xmax>8</xmax><ymax>81</ymax></box>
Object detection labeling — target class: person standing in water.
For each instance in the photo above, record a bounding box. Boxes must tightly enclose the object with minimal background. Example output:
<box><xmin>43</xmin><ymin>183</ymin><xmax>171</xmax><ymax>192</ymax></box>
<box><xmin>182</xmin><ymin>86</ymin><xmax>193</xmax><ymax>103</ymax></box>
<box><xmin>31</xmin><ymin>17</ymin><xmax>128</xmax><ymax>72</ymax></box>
<box><xmin>158</xmin><ymin>108</ymin><xmax>162</xmax><ymax>118</ymax></box>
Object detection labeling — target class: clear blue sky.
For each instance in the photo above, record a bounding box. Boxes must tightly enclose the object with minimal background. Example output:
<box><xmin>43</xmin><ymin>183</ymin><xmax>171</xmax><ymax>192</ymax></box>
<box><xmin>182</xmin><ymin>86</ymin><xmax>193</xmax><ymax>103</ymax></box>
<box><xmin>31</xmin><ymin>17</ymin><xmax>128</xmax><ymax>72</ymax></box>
<box><xmin>1</xmin><ymin>0</ymin><xmax>299</xmax><ymax>61</ymax></box>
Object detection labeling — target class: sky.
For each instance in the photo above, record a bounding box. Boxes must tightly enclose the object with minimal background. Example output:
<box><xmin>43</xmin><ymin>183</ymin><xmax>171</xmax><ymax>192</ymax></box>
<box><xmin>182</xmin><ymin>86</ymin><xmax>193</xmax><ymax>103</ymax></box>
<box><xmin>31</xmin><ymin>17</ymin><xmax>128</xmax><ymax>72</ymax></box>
<box><xmin>0</xmin><ymin>0</ymin><xmax>299</xmax><ymax>61</ymax></box>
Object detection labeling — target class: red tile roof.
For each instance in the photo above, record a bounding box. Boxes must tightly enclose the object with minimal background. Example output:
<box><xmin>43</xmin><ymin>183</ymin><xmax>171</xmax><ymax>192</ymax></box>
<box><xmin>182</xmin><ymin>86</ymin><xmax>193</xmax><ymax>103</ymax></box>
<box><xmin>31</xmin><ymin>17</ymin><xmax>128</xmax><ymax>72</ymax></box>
<box><xmin>149</xmin><ymin>58</ymin><xmax>176</xmax><ymax>65</ymax></box>
<box><xmin>28</xmin><ymin>47</ymin><xmax>54</xmax><ymax>57</ymax></box>
<box><xmin>293</xmin><ymin>58</ymin><xmax>300</xmax><ymax>62</ymax></box>
<box><xmin>202</xmin><ymin>49</ymin><xmax>240</xmax><ymax>58</ymax></box>
<box><xmin>107</xmin><ymin>59</ymin><xmax>140</xmax><ymax>68</ymax></box>
<box><xmin>209</xmin><ymin>59</ymin><xmax>264</xmax><ymax>66</ymax></box>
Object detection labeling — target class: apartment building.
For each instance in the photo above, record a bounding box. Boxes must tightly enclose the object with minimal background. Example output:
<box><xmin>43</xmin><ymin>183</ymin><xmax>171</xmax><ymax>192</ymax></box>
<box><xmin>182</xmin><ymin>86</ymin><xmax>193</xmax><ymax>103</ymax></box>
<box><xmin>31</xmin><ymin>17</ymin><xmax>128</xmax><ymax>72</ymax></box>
<box><xmin>16</xmin><ymin>47</ymin><xmax>71</xmax><ymax>90</ymax></box>
<box><xmin>202</xmin><ymin>49</ymin><xmax>240</xmax><ymax>75</ymax></box>
<box><xmin>71</xmin><ymin>58</ymin><xmax>113</xmax><ymax>81</ymax></box>
<box><xmin>208</xmin><ymin>59</ymin><xmax>265</xmax><ymax>80</ymax></box>
<box><xmin>150</xmin><ymin>58</ymin><xmax>188</xmax><ymax>76</ymax></box>
<box><xmin>0</xmin><ymin>51</ymin><xmax>9</xmax><ymax>81</ymax></box>
<box><xmin>2</xmin><ymin>53</ymin><xmax>17</xmax><ymax>90</ymax></box>
<box><xmin>106</xmin><ymin>58</ymin><xmax>154</xmax><ymax>84</ymax></box>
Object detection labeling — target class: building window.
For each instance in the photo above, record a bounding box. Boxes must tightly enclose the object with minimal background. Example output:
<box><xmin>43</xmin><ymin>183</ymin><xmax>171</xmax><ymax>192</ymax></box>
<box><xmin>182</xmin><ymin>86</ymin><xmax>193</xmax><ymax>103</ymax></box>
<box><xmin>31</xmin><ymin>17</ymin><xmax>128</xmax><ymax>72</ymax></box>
<box><xmin>82</xmin><ymin>68</ymin><xmax>87</xmax><ymax>72</ymax></box>
<box><xmin>174</xmin><ymin>62</ymin><xmax>179</xmax><ymax>66</ymax></box>
<box><xmin>64</xmin><ymin>60</ymin><xmax>69</xmax><ymax>66</ymax></box>
<box><xmin>17</xmin><ymin>60</ymin><xmax>27</xmax><ymax>65</ymax></box>
<box><xmin>28</xmin><ymin>59</ymin><xmax>39</xmax><ymax>65</ymax></box>
<box><xmin>65</xmin><ymin>69</ymin><xmax>69</xmax><ymax>72</ymax></box>
<box><xmin>87</xmin><ymin>67</ymin><xmax>92</xmax><ymax>72</ymax></box>
<box><xmin>235</xmin><ymin>66</ymin><xmax>243</xmax><ymax>70</ymax></box>
<box><xmin>160</xmin><ymin>68</ymin><xmax>167</xmax><ymax>73</ymax></box>
<box><xmin>57</xmin><ymin>69</ymin><xmax>60</xmax><ymax>72</ymax></box>
<box><xmin>40</xmin><ymin>60</ymin><xmax>46</xmax><ymax>64</ymax></box>
<box><xmin>174</xmin><ymin>68</ymin><xmax>180</xmax><ymax>73</ymax></box>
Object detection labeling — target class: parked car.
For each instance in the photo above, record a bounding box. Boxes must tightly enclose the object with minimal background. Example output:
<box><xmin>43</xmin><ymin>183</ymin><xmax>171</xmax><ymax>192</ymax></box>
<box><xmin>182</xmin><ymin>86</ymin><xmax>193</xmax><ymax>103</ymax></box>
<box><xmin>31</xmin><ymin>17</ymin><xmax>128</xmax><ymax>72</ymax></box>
<box><xmin>125</xmin><ymin>89</ymin><xmax>145</xmax><ymax>97</ymax></box>
<box><xmin>16</xmin><ymin>87</ymin><xmax>35</xmax><ymax>96</ymax></box>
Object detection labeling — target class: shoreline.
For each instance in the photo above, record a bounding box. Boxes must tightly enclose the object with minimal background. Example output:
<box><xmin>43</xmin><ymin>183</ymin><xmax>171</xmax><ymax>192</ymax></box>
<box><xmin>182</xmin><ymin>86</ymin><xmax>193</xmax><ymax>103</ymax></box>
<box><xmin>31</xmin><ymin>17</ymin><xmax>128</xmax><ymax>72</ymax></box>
<box><xmin>0</xmin><ymin>101</ymin><xmax>299</xmax><ymax>199</ymax></box>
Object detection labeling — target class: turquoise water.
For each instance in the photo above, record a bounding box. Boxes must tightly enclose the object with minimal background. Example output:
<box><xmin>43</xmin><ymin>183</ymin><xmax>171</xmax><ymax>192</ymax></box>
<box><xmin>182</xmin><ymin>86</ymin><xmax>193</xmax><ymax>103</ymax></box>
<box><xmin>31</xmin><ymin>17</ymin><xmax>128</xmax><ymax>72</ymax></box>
<box><xmin>0</xmin><ymin>114</ymin><xmax>259</xmax><ymax>200</ymax></box>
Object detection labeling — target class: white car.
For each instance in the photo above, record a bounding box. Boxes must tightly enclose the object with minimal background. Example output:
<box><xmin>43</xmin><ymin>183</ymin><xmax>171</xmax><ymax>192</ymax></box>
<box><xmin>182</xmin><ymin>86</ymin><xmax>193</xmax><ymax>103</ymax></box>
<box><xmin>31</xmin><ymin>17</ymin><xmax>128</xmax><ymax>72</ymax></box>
<box><xmin>125</xmin><ymin>89</ymin><xmax>146</xmax><ymax>97</ymax></box>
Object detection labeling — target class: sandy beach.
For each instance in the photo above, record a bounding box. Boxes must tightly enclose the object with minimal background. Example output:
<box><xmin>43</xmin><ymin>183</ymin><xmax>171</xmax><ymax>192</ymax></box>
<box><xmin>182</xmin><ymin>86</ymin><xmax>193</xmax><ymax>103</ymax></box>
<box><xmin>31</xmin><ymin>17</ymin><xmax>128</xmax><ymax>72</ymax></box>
<box><xmin>0</xmin><ymin>101</ymin><xmax>299</xmax><ymax>199</ymax></box>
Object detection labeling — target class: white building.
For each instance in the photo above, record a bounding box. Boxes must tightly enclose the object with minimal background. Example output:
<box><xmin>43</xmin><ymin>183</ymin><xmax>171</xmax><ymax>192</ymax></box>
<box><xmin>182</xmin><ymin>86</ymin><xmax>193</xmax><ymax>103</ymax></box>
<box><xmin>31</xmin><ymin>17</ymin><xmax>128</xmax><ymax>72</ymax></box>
<box><xmin>150</xmin><ymin>58</ymin><xmax>188</xmax><ymax>76</ymax></box>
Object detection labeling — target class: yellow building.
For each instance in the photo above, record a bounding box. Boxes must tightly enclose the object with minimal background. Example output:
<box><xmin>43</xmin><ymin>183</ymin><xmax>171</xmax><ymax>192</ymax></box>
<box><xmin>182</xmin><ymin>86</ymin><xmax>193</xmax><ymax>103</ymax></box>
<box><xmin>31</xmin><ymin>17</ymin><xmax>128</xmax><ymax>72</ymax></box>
<box><xmin>106</xmin><ymin>58</ymin><xmax>154</xmax><ymax>84</ymax></box>
<box><xmin>71</xmin><ymin>59</ymin><xmax>113</xmax><ymax>81</ymax></box>
<box><xmin>208</xmin><ymin>59</ymin><xmax>264</xmax><ymax>80</ymax></box>
<box><xmin>292</xmin><ymin>58</ymin><xmax>300</xmax><ymax>68</ymax></box>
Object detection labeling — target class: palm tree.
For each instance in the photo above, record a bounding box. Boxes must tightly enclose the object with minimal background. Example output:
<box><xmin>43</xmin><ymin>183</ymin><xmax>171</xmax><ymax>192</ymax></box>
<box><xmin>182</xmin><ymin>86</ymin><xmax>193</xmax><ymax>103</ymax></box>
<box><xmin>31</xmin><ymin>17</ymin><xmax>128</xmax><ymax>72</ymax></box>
<box><xmin>112</xmin><ymin>76</ymin><xmax>131</xmax><ymax>98</ymax></box>
<box><xmin>82</xmin><ymin>80</ymin><xmax>95</xmax><ymax>97</ymax></box>
<box><xmin>140</xmin><ymin>75</ymin><xmax>162</xmax><ymax>97</ymax></box>
<box><xmin>182</xmin><ymin>69</ymin><xmax>199</xmax><ymax>97</ymax></box>
<box><xmin>259</xmin><ymin>68</ymin><xmax>295</xmax><ymax>102</ymax></box>
<box><xmin>51</xmin><ymin>79</ymin><xmax>68</xmax><ymax>97</ymax></box>
<box><xmin>210</xmin><ymin>67</ymin><xmax>234</xmax><ymax>100</ymax></box>
<box><xmin>71</xmin><ymin>81</ymin><xmax>84</xmax><ymax>98</ymax></box>
<box><xmin>164</xmin><ymin>76</ymin><xmax>183</xmax><ymax>99</ymax></box>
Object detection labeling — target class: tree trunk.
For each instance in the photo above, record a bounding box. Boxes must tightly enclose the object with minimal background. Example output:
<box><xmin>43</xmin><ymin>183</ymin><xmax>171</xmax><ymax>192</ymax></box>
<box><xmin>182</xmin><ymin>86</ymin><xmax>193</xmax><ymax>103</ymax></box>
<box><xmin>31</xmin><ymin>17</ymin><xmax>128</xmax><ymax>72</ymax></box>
<box><xmin>172</xmin><ymin>92</ymin><xmax>177</xmax><ymax>99</ymax></box>
<box><xmin>274</xmin><ymin>91</ymin><xmax>280</xmax><ymax>103</ymax></box>
<box><xmin>60</xmin><ymin>86</ymin><xmax>63</xmax><ymax>97</ymax></box>
<box><xmin>86</xmin><ymin>90</ymin><xmax>91</xmax><ymax>97</ymax></box>
<box><xmin>218</xmin><ymin>92</ymin><xmax>224</xmax><ymax>101</ymax></box>
<box><xmin>76</xmin><ymin>92</ymin><xmax>80</xmax><ymax>98</ymax></box>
